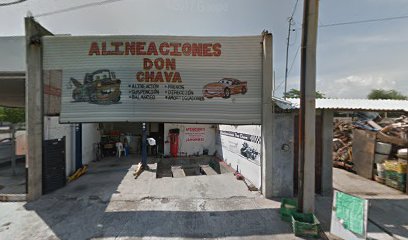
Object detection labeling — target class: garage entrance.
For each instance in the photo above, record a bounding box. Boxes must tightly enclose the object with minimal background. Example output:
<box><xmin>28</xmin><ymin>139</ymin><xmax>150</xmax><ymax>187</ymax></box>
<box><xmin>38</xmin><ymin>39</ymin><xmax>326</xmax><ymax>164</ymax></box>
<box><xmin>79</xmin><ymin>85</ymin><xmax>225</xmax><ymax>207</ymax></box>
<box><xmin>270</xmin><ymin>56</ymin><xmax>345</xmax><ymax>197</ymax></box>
<box><xmin>98</xmin><ymin>122</ymin><xmax>164</xmax><ymax>158</ymax></box>
<box><xmin>25</xmin><ymin>17</ymin><xmax>274</xmax><ymax>202</ymax></box>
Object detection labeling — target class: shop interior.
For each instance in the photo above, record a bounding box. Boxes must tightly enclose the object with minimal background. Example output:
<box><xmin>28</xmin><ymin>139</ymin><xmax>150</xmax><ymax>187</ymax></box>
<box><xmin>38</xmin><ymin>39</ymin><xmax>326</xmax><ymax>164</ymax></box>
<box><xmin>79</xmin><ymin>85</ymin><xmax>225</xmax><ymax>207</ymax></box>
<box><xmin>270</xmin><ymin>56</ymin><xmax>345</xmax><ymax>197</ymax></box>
<box><xmin>98</xmin><ymin>122</ymin><xmax>164</xmax><ymax>157</ymax></box>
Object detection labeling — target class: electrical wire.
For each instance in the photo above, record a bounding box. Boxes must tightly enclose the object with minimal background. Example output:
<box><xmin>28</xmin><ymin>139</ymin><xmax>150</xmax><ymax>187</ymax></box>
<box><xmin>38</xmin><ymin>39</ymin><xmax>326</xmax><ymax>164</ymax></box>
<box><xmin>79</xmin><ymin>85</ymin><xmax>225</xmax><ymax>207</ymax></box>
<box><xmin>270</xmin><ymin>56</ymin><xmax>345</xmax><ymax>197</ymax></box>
<box><xmin>288</xmin><ymin>44</ymin><xmax>301</xmax><ymax>75</ymax></box>
<box><xmin>34</xmin><ymin>0</ymin><xmax>126</xmax><ymax>17</ymax></box>
<box><xmin>275</xmin><ymin>78</ymin><xmax>286</xmax><ymax>92</ymax></box>
<box><xmin>320</xmin><ymin>14</ymin><xmax>408</xmax><ymax>28</ymax></box>
<box><xmin>0</xmin><ymin>0</ymin><xmax>27</xmax><ymax>7</ymax></box>
<box><xmin>290</xmin><ymin>0</ymin><xmax>299</xmax><ymax>19</ymax></box>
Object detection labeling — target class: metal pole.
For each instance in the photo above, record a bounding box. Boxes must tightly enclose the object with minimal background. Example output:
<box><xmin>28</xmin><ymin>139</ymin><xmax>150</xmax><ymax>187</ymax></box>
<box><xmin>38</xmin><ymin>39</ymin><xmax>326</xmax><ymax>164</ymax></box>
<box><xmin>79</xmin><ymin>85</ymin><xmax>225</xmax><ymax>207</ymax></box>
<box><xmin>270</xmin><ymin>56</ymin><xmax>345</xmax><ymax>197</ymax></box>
<box><xmin>284</xmin><ymin>17</ymin><xmax>294</xmax><ymax>99</ymax></box>
<box><xmin>298</xmin><ymin>0</ymin><xmax>319</xmax><ymax>213</ymax></box>
<box><xmin>75</xmin><ymin>123</ymin><xmax>83</xmax><ymax>170</ymax></box>
<box><xmin>11</xmin><ymin>124</ymin><xmax>16</xmax><ymax>176</ymax></box>
<box><xmin>141</xmin><ymin>122</ymin><xmax>147</xmax><ymax>167</ymax></box>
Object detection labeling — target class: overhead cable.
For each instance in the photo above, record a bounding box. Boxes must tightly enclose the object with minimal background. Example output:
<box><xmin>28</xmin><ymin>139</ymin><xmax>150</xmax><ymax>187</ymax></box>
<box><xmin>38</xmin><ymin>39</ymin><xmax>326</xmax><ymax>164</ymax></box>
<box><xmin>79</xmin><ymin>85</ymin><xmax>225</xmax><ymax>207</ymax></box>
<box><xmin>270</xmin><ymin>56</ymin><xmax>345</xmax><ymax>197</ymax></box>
<box><xmin>34</xmin><ymin>0</ymin><xmax>125</xmax><ymax>17</ymax></box>
<box><xmin>0</xmin><ymin>0</ymin><xmax>27</xmax><ymax>7</ymax></box>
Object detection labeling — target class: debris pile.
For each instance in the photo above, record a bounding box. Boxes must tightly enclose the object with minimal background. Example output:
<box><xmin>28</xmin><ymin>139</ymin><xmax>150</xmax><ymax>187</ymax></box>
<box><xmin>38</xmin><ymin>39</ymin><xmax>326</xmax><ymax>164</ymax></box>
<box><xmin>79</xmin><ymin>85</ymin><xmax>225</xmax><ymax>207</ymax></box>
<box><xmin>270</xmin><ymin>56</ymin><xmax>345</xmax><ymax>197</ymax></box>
<box><xmin>333</xmin><ymin>114</ymin><xmax>408</xmax><ymax>172</ymax></box>
<box><xmin>332</xmin><ymin>121</ymin><xmax>354</xmax><ymax>171</ymax></box>
<box><xmin>377</xmin><ymin>115</ymin><xmax>408</xmax><ymax>147</ymax></box>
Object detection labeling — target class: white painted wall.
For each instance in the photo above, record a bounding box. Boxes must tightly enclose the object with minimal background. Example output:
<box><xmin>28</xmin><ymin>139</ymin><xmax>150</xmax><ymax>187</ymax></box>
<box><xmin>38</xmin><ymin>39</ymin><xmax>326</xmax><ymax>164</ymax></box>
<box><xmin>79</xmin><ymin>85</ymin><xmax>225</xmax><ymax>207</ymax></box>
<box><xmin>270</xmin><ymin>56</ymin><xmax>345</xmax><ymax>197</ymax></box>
<box><xmin>216</xmin><ymin>125</ymin><xmax>261</xmax><ymax>188</ymax></box>
<box><xmin>163</xmin><ymin>123</ymin><xmax>216</xmax><ymax>156</ymax></box>
<box><xmin>81</xmin><ymin>123</ymin><xmax>100</xmax><ymax>165</ymax></box>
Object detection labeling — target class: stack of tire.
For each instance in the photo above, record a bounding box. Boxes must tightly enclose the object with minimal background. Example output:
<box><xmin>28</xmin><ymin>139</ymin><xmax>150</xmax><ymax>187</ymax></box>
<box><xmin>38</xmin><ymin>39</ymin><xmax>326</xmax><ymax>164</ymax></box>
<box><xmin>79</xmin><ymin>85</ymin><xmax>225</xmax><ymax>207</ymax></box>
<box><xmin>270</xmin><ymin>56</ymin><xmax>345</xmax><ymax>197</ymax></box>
<box><xmin>373</xmin><ymin>142</ymin><xmax>392</xmax><ymax>184</ymax></box>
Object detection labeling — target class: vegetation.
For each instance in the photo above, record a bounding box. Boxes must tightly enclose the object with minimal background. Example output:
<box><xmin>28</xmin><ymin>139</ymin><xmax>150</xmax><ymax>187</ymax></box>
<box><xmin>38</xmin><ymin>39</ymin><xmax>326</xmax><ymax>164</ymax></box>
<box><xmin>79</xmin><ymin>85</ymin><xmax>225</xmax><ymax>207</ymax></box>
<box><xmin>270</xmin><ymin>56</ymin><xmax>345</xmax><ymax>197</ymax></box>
<box><xmin>0</xmin><ymin>107</ymin><xmax>25</xmax><ymax>124</ymax></box>
<box><xmin>367</xmin><ymin>89</ymin><xmax>407</xmax><ymax>100</ymax></box>
<box><xmin>283</xmin><ymin>88</ymin><xmax>326</xmax><ymax>99</ymax></box>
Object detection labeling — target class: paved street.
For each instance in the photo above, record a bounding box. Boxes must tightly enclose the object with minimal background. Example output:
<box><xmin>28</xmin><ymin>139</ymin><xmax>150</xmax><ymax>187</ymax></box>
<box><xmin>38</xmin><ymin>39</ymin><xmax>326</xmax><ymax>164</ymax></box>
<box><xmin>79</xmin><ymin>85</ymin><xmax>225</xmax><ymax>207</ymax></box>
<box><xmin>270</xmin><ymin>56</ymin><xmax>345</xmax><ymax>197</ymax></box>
<box><xmin>0</xmin><ymin>157</ymin><xmax>295</xmax><ymax>240</ymax></box>
<box><xmin>315</xmin><ymin>168</ymin><xmax>408</xmax><ymax>240</ymax></box>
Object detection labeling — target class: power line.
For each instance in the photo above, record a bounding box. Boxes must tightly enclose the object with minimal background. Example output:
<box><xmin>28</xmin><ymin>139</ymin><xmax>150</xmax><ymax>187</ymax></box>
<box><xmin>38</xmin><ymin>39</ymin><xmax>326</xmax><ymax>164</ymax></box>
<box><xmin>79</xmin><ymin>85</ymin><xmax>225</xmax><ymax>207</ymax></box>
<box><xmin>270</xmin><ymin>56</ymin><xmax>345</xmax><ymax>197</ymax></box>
<box><xmin>290</xmin><ymin>0</ymin><xmax>299</xmax><ymax>18</ymax></box>
<box><xmin>320</xmin><ymin>14</ymin><xmax>408</xmax><ymax>28</ymax></box>
<box><xmin>288</xmin><ymin>44</ymin><xmax>301</xmax><ymax>75</ymax></box>
<box><xmin>0</xmin><ymin>0</ymin><xmax>27</xmax><ymax>7</ymax></box>
<box><xmin>34</xmin><ymin>0</ymin><xmax>126</xmax><ymax>17</ymax></box>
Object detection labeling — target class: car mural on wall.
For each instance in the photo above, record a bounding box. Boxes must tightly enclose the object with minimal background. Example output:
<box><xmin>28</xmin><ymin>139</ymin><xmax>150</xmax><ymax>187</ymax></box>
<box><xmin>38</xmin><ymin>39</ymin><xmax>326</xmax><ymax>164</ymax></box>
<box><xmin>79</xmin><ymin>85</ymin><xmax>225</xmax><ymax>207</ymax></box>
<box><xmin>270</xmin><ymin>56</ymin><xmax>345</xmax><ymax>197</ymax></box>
<box><xmin>240</xmin><ymin>142</ymin><xmax>259</xmax><ymax>161</ymax></box>
<box><xmin>70</xmin><ymin>69</ymin><xmax>121</xmax><ymax>104</ymax></box>
<box><xmin>202</xmin><ymin>78</ymin><xmax>247</xmax><ymax>99</ymax></box>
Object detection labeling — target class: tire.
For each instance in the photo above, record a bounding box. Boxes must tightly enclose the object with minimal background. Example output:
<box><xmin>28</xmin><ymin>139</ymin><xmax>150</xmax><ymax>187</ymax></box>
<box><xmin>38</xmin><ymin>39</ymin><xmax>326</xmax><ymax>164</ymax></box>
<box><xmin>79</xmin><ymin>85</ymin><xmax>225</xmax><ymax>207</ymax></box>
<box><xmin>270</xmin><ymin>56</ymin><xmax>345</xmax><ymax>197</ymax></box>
<box><xmin>223</xmin><ymin>88</ymin><xmax>231</xmax><ymax>98</ymax></box>
<box><xmin>241</xmin><ymin>87</ymin><xmax>247</xmax><ymax>94</ymax></box>
<box><xmin>73</xmin><ymin>93</ymin><xmax>81</xmax><ymax>102</ymax></box>
<box><xmin>112</xmin><ymin>94</ymin><xmax>121</xmax><ymax>103</ymax></box>
<box><xmin>72</xmin><ymin>89</ymin><xmax>82</xmax><ymax>102</ymax></box>
<box><xmin>89</xmin><ymin>93</ymin><xmax>97</xmax><ymax>103</ymax></box>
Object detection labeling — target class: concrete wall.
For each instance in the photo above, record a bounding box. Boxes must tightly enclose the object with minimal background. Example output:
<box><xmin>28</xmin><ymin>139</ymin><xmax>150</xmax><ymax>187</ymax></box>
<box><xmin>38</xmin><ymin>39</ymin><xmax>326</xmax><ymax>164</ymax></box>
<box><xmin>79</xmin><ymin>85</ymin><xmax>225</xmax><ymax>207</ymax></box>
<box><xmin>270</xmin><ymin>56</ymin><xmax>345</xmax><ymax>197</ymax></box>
<box><xmin>215</xmin><ymin>125</ymin><xmax>261</xmax><ymax>188</ymax></box>
<box><xmin>164</xmin><ymin>123</ymin><xmax>216</xmax><ymax>156</ymax></box>
<box><xmin>321</xmin><ymin>110</ymin><xmax>334</xmax><ymax>195</ymax></box>
<box><xmin>271</xmin><ymin>113</ymin><xmax>294</xmax><ymax>197</ymax></box>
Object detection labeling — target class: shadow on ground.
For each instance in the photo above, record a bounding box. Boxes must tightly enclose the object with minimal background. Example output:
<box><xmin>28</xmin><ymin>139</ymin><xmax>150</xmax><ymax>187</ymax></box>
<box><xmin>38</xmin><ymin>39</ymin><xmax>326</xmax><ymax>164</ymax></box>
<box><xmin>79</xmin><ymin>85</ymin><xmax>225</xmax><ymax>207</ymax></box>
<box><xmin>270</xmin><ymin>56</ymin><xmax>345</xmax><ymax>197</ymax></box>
<box><xmin>17</xmin><ymin>156</ymin><xmax>293</xmax><ymax>239</ymax></box>
<box><xmin>316</xmin><ymin>195</ymin><xmax>408</xmax><ymax>240</ymax></box>
<box><xmin>0</xmin><ymin>160</ymin><xmax>26</xmax><ymax>194</ymax></box>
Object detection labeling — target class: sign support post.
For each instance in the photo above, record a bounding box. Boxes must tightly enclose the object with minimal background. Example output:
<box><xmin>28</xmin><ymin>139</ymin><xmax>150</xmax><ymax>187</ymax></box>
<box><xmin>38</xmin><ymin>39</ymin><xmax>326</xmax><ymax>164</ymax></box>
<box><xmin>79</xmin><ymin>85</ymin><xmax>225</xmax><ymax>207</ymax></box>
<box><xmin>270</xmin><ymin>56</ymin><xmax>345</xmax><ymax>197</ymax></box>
<box><xmin>141</xmin><ymin>122</ymin><xmax>147</xmax><ymax>167</ymax></box>
<box><xmin>25</xmin><ymin>17</ymin><xmax>53</xmax><ymax>201</ymax></box>
<box><xmin>261</xmin><ymin>32</ymin><xmax>274</xmax><ymax>198</ymax></box>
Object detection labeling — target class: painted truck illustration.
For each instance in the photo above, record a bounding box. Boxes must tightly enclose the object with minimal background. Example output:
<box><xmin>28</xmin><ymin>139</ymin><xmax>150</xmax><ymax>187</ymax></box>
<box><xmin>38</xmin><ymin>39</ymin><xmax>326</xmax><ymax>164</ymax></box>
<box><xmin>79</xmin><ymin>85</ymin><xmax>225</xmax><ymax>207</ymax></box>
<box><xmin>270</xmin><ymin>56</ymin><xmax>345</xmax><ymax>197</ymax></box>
<box><xmin>70</xmin><ymin>69</ymin><xmax>121</xmax><ymax>104</ymax></box>
<box><xmin>202</xmin><ymin>78</ymin><xmax>247</xmax><ymax>99</ymax></box>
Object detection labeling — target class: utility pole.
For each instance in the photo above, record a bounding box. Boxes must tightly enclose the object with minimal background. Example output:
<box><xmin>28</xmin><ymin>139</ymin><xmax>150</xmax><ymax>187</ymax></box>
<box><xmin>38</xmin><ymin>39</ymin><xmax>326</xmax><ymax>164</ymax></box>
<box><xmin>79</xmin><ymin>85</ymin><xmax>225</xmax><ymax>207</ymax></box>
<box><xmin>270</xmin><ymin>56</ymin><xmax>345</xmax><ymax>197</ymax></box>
<box><xmin>284</xmin><ymin>17</ymin><xmax>294</xmax><ymax>99</ymax></box>
<box><xmin>298</xmin><ymin>0</ymin><xmax>319</xmax><ymax>213</ymax></box>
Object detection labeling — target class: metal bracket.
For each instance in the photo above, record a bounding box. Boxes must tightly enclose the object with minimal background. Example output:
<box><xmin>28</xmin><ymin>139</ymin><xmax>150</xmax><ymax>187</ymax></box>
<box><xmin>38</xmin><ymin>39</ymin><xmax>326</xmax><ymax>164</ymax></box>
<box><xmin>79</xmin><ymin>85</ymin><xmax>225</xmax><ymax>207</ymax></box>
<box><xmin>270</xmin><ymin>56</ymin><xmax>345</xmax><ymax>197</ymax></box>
<box><xmin>30</xmin><ymin>35</ymin><xmax>41</xmax><ymax>45</ymax></box>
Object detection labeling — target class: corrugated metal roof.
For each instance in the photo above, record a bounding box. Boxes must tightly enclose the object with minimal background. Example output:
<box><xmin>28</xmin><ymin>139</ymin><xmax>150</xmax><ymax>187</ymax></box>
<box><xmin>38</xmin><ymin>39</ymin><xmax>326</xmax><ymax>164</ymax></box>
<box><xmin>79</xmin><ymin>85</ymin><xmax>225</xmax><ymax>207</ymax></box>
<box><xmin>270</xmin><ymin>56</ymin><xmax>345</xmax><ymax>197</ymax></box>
<box><xmin>273</xmin><ymin>97</ymin><xmax>408</xmax><ymax>112</ymax></box>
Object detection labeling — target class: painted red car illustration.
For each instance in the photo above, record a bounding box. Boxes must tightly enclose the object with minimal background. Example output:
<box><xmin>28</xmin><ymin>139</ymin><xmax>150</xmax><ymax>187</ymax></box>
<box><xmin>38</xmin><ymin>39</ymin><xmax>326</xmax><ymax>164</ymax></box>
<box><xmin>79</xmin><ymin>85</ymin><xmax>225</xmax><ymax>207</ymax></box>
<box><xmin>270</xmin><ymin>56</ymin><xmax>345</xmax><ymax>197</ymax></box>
<box><xmin>202</xmin><ymin>78</ymin><xmax>247</xmax><ymax>99</ymax></box>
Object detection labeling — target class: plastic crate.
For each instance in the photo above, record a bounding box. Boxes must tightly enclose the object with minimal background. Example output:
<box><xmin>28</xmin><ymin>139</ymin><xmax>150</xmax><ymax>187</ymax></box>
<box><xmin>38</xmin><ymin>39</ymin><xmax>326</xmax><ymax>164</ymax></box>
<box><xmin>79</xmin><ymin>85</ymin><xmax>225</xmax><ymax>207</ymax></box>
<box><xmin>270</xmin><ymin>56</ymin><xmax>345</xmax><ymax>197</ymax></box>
<box><xmin>279</xmin><ymin>198</ymin><xmax>298</xmax><ymax>222</ymax></box>
<box><xmin>291</xmin><ymin>212</ymin><xmax>321</xmax><ymax>238</ymax></box>
<box><xmin>385</xmin><ymin>178</ymin><xmax>406</xmax><ymax>192</ymax></box>
<box><xmin>385</xmin><ymin>170</ymin><xmax>407</xmax><ymax>183</ymax></box>
<box><xmin>384</xmin><ymin>160</ymin><xmax>407</xmax><ymax>174</ymax></box>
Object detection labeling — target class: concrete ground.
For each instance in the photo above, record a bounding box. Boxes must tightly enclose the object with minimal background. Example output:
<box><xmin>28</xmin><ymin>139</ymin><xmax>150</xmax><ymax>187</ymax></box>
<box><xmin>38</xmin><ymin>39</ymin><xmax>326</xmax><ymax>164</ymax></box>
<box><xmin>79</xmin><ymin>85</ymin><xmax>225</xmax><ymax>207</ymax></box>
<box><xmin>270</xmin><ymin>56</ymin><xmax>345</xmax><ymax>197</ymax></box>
<box><xmin>0</xmin><ymin>156</ymin><xmax>298</xmax><ymax>240</ymax></box>
<box><xmin>316</xmin><ymin>168</ymin><xmax>408</xmax><ymax>240</ymax></box>
<box><xmin>0</xmin><ymin>160</ymin><xmax>26</xmax><ymax>194</ymax></box>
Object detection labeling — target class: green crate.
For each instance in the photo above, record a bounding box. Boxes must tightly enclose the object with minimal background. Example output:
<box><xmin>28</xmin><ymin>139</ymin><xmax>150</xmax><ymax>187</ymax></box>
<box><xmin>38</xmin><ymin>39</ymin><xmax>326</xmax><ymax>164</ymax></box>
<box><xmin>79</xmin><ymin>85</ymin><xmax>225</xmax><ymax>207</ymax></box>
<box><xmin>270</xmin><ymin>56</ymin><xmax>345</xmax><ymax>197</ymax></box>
<box><xmin>279</xmin><ymin>198</ymin><xmax>298</xmax><ymax>222</ymax></box>
<box><xmin>291</xmin><ymin>212</ymin><xmax>321</xmax><ymax>238</ymax></box>
<box><xmin>385</xmin><ymin>170</ymin><xmax>407</xmax><ymax>183</ymax></box>
<box><xmin>385</xmin><ymin>178</ymin><xmax>406</xmax><ymax>192</ymax></box>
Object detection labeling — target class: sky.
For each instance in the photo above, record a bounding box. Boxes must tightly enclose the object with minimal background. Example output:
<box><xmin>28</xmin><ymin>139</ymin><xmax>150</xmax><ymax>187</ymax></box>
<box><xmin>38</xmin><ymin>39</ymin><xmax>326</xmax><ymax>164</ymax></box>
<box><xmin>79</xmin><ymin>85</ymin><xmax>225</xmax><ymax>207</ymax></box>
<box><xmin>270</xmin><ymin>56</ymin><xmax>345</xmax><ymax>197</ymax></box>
<box><xmin>0</xmin><ymin>0</ymin><xmax>407</xmax><ymax>99</ymax></box>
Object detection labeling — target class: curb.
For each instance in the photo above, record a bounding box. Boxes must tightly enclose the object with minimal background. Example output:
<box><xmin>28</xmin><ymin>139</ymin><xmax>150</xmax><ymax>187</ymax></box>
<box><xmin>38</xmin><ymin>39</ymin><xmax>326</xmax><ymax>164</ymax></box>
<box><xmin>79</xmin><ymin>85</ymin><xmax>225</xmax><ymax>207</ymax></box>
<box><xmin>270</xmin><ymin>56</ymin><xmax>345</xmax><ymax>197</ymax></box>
<box><xmin>0</xmin><ymin>194</ymin><xmax>26</xmax><ymax>202</ymax></box>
